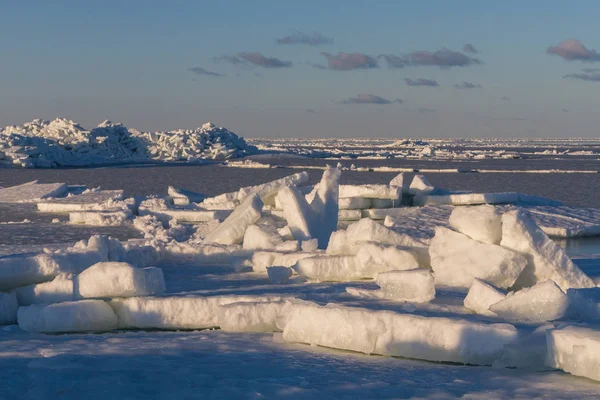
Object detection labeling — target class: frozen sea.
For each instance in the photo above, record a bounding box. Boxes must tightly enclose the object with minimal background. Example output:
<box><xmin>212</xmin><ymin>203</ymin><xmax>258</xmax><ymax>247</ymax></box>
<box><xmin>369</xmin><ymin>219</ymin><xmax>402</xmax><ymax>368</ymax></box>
<box><xmin>2</xmin><ymin>156</ymin><xmax>600</xmax><ymax>399</ymax></box>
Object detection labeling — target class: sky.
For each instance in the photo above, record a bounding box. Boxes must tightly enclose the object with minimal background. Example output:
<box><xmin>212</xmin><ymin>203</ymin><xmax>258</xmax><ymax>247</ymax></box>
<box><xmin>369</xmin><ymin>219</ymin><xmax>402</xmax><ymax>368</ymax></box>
<box><xmin>1</xmin><ymin>0</ymin><xmax>600</xmax><ymax>138</ymax></box>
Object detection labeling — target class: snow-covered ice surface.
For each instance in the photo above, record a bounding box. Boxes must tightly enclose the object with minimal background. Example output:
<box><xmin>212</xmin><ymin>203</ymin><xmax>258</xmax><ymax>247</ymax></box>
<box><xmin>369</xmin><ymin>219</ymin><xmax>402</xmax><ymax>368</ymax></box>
<box><xmin>1</xmin><ymin>148</ymin><xmax>600</xmax><ymax>397</ymax></box>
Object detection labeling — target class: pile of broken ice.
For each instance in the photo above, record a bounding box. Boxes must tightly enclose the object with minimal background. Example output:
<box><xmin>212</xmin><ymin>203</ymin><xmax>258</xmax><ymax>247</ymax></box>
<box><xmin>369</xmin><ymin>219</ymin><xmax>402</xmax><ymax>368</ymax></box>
<box><xmin>0</xmin><ymin>118</ymin><xmax>256</xmax><ymax>167</ymax></box>
<box><xmin>2</xmin><ymin>169</ymin><xmax>600</xmax><ymax>384</ymax></box>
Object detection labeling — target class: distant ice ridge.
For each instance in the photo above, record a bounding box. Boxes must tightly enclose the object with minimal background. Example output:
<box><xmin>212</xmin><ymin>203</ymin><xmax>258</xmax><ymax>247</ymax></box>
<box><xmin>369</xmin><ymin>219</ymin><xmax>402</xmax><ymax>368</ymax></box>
<box><xmin>0</xmin><ymin>118</ymin><xmax>257</xmax><ymax>167</ymax></box>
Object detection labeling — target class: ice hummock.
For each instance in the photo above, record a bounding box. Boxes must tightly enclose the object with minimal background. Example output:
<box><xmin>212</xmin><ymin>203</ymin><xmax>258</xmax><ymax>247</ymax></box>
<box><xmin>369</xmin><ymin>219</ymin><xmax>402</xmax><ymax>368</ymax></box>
<box><xmin>501</xmin><ymin>210</ymin><xmax>595</xmax><ymax>291</ymax></box>
<box><xmin>429</xmin><ymin>227</ymin><xmax>527</xmax><ymax>288</ymax></box>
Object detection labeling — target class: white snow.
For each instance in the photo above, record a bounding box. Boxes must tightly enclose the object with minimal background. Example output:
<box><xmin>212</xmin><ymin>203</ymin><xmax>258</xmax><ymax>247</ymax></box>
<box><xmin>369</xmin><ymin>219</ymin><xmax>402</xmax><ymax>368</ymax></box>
<box><xmin>16</xmin><ymin>273</ymin><xmax>75</xmax><ymax>305</ymax></box>
<box><xmin>449</xmin><ymin>205</ymin><xmax>502</xmax><ymax>244</ymax></box>
<box><xmin>0</xmin><ymin>181</ymin><xmax>67</xmax><ymax>203</ymax></box>
<box><xmin>490</xmin><ymin>280</ymin><xmax>569</xmax><ymax>323</ymax></box>
<box><xmin>0</xmin><ymin>291</ymin><xmax>18</xmax><ymax>325</ymax></box>
<box><xmin>546</xmin><ymin>325</ymin><xmax>600</xmax><ymax>382</ymax></box>
<box><xmin>280</xmin><ymin>302</ymin><xmax>518</xmax><ymax>365</ymax></box>
<box><xmin>375</xmin><ymin>269</ymin><xmax>436</xmax><ymax>302</ymax></box>
<box><xmin>463</xmin><ymin>278</ymin><xmax>506</xmax><ymax>317</ymax></box>
<box><xmin>203</xmin><ymin>193</ymin><xmax>263</xmax><ymax>245</ymax></box>
<box><xmin>429</xmin><ymin>227</ymin><xmax>527</xmax><ymax>288</ymax></box>
<box><xmin>77</xmin><ymin>262</ymin><xmax>166</xmax><ymax>299</ymax></box>
<box><xmin>501</xmin><ymin>210</ymin><xmax>595</xmax><ymax>290</ymax></box>
<box><xmin>18</xmin><ymin>300</ymin><xmax>118</xmax><ymax>333</ymax></box>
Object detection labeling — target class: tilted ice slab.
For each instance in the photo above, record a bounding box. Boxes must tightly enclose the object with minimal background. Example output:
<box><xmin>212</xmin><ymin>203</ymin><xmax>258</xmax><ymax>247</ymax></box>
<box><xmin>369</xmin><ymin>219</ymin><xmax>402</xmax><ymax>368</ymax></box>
<box><xmin>237</xmin><ymin>172</ymin><xmax>309</xmax><ymax>205</ymax></box>
<box><xmin>490</xmin><ymin>280</ymin><xmax>569</xmax><ymax>323</ymax></box>
<box><xmin>280</xmin><ymin>303</ymin><xmax>518</xmax><ymax>366</ymax></box>
<box><xmin>546</xmin><ymin>325</ymin><xmax>600</xmax><ymax>382</ymax></box>
<box><xmin>408</xmin><ymin>174</ymin><xmax>437</xmax><ymax>196</ymax></box>
<box><xmin>203</xmin><ymin>194</ymin><xmax>263</xmax><ymax>245</ymax></box>
<box><xmin>242</xmin><ymin>224</ymin><xmax>283</xmax><ymax>250</ymax></box>
<box><xmin>278</xmin><ymin>186</ymin><xmax>317</xmax><ymax>241</ymax></box>
<box><xmin>310</xmin><ymin>167</ymin><xmax>341</xmax><ymax>249</ymax></box>
<box><xmin>0</xmin><ymin>291</ymin><xmax>18</xmax><ymax>325</ymax></box>
<box><xmin>109</xmin><ymin>295</ymin><xmax>287</xmax><ymax>330</ymax></box>
<box><xmin>449</xmin><ymin>205</ymin><xmax>502</xmax><ymax>245</ymax></box>
<box><xmin>77</xmin><ymin>262</ymin><xmax>166</xmax><ymax>299</ymax></box>
<box><xmin>429</xmin><ymin>227</ymin><xmax>527</xmax><ymax>288</ymax></box>
<box><xmin>501</xmin><ymin>210</ymin><xmax>595</xmax><ymax>291</ymax></box>
<box><xmin>37</xmin><ymin>190</ymin><xmax>124</xmax><ymax>212</ymax></box>
<box><xmin>0</xmin><ymin>181</ymin><xmax>67</xmax><ymax>203</ymax></box>
<box><xmin>18</xmin><ymin>300</ymin><xmax>118</xmax><ymax>333</ymax></box>
<box><xmin>463</xmin><ymin>278</ymin><xmax>506</xmax><ymax>317</ymax></box>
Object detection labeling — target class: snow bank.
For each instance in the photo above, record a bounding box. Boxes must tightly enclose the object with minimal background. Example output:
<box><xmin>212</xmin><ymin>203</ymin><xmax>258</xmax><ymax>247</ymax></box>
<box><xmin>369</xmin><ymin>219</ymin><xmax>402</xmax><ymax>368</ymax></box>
<box><xmin>546</xmin><ymin>326</ymin><xmax>600</xmax><ymax>382</ymax></box>
<box><xmin>449</xmin><ymin>205</ymin><xmax>502</xmax><ymax>244</ymax></box>
<box><xmin>16</xmin><ymin>273</ymin><xmax>75</xmax><ymax>306</ymax></box>
<box><xmin>0</xmin><ymin>291</ymin><xmax>18</xmax><ymax>324</ymax></box>
<box><xmin>463</xmin><ymin>279</ymin><xmax>506</xmax><ymax>317</ymax></box>
<box><xmin>203</xmin><ymin>194</ymin><xmax>263</xmax><ymax>245</ymax></box>
<box><xmin>501</xmin><ymin>210</ymin><xmax>595</xmax><ymax>290</ymax></box>
<box><xmin>490</xmin><ymin>280</ymin><xmax>569</xmax><ymax>323</ymax></box>
<box><xmin>0</xmin><ymin>181</ymin><xmax>67</xmax><ymax>203</ymax></box>
<box><xmin>0</xmin><ymin>118</ymin><xmax>256</xmax><ymax>167</ymax></box>
<box><xmin>18</xmin><ymin>300</ymin><xmax>118</xmax><ymax>333</ymax></box>
<box><xmin>375</xmin><ymin>269</ymin><xmax>435</xmax><ymax>302</ymax></box>
<box><xmin>429</xmin><ymin>227</ymin><xmax>527</xmax><ymax>288</ymax></box>
<box><xmin>109</xmin><ymin>295</ymin><xmax>285</xmax><ymax>330</ymax></box>
<box><xmin>280</xmin><ymin>303</ymin><xmax>518</xmax><ymax>365</ymax></box>
<box><xmin>77</xmin><ymin>262</ymin><xmax>166</xmax><ymax>299</ymax></box>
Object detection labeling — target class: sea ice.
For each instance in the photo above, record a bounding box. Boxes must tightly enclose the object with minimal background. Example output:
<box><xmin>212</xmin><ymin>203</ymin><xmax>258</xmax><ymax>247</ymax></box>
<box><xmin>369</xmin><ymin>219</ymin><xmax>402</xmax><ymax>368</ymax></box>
<box><xmin>489</xmin><ymin>280</ymin><xmax>569</xmax><ymax>322</ymax></box>
<box><xmin>110</xmin><ymin>295</ymin><xmax>284</xmax><ymax>330</ymax></box>
<box><xmin>339</xmin><ymin>185</ymin><xmax>401</xmax><ymax>200</ymax></box>
<box><xmin>76</xmin><ymin>262</ymin><xmax>166</xmax><ymax>299</ymax></box>
<box><xmin>0</xmin><ymin>291</ymin><xmax>18</xmax><ymax>325</ymax></box>
<box><xmin>546</xmin><ymin>325</ymin><xmax>600</xmax><ymax>382</ymax></box>
<box><xmin>501</xmin><ymin>210</ymin><xmax>595</xmax><ymax>290</ymax></box>
<box><xmin>18</xmin><ymin>300</ymin><xmax>118</xmax><ymax>333</ymax></box>
<box><xmin>217</xmin><ymin>299</ymin><xmax>299</xmax><ymax>333</ymax></box>
<box><xmin>408</xmin><ymin>175</ymin><xmax>436</xmax><ymax>196</ymax></box>
<box><xmin>242</xmin><ymin>224</ymin><xmax>283</xmax><ymax>250</ymax></box>
<box><xmin>16</xmin><ymin>273</ymin><xmax>75</xmax><ymax>306</ymax></box>
<box><xmin>448</xmin><ymin>205</ymin><xmax>502</xmax><ymax>244</ymax></box>
<box><xmin>375</xmin><ymin>269</ymin><xmax>435</xmax><ymax>302</ymax></box>
<box><xmin>338</xmin><ymin>197</ymin><xmax>372</xmax><ymax>210</ymax></box>
<box><xmin>203</xmin><ymin>193</ymin><xmax>263</xmax><ymax>245</ymax></box>
<box><xmin>280</xmin><ymin>303</ymin><xmax>518</xmax><ymax>365</ymax></box>
<box><xmin>429</xmin><ymin>227</ymin><xmax>527</xmax><ymax>288</ymax></box>
<box><xmin>463</xmin><ymin>278</ymin><xmax>506</xmax><ymax>317</ymax></box>
<box><xmin>277</xmin><ymin>186</ymin><xmax>317</xmax><ymax>241</ymax></box>
<box><xmin>309</xmin><ymin>167</ymin><xmax>341</xmax><ymax>249</ymax></box>
<box><xmin>355</xmin><ymin>243</ymin><xmax>421</xmax><ymax>272</ymax></box>
<box><xmin>0</xmin><ymin>181</ymin><xmax>67</xmax><ymax>203</ymax></box>
<box><xmin>267</xmin><ymin>266</ymin><xmax>293</xmax><ymax>284</ymax></box>
<box><xmin>237</xmin><ymin>172</ymin><xmax>309</xmax><ymax>205</ymax></box>
<box><xmin>294</xmin><ymin>256</ymin><xmax>363</xmax><ymax>281</ymax></box>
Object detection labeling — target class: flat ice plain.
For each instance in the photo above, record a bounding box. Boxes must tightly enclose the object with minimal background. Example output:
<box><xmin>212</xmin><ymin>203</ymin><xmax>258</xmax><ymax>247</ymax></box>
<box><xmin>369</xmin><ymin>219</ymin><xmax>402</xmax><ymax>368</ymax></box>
<box><xmin>1</xmin><ymin>125</ymin><xmax>600</xmax><ymax>399</ymax></box>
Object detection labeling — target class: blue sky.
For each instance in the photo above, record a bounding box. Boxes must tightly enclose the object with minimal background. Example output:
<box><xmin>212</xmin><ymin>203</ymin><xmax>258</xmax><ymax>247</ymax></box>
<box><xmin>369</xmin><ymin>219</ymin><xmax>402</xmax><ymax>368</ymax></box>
<box><xmin>1</xmin><ymin>0</ymin><xmax>599</xmax><ymax>137</ymax></box>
